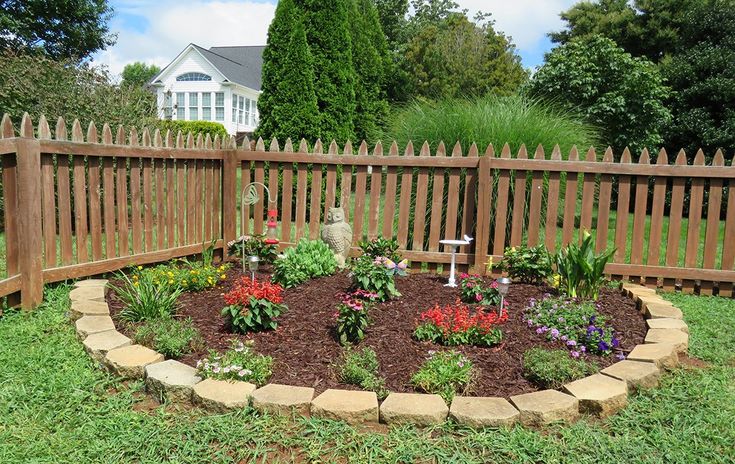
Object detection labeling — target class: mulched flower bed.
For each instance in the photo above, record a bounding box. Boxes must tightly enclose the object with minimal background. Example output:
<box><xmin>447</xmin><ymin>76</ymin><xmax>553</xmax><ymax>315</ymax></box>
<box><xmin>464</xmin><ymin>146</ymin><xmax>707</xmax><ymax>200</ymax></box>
<box><xmin>107</xmin><ymin>263</ymin><xmax>646</xmax><ymax>398</ymax></box>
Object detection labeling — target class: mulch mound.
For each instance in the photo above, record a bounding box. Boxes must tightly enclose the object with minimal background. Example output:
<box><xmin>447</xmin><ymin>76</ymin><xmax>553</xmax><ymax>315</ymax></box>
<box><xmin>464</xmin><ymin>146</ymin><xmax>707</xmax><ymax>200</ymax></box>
<box><xmin>107</xmin><ymin>262</ymin><xmax>646</xmax><ymax>398</ymax></box>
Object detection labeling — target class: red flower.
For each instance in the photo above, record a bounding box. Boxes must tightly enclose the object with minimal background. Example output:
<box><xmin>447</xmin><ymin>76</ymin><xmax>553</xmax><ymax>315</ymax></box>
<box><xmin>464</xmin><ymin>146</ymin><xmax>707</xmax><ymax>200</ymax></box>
<box><xmin>418</xmin><ymin>299</ymin><xmax>507</xmax><ymax>337</ymax></box>
<box><xmin>224</xmin><ymin>277</ymin><xmax>284</xmax><ymax>307</ymax></box>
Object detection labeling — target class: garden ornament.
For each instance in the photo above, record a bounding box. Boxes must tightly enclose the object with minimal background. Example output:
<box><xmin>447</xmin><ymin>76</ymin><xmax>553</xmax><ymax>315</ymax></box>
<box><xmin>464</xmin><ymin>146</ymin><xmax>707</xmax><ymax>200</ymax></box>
<box><xmin>321</xmin><ymin>207</ymin><xmax>352</xmax><ymax>267</ymax></box>
<box><xmin>439</xmin><ymin>235</ymin><xmax>473</xmax><ymax>287</ymax></box>
<box><xmin>241</xmin><ymin>182</ymin><xmax>279</xmax><ymax>245</ymax></box>
<box><xmin>496</xmin><ymin>277</ymin><xmax>511</xmax><ymax>311</ymax></box>
<box><xmin>248</xmin><ymin>255</ymin><xmax>260</xmax><ymax>282</ymax></box>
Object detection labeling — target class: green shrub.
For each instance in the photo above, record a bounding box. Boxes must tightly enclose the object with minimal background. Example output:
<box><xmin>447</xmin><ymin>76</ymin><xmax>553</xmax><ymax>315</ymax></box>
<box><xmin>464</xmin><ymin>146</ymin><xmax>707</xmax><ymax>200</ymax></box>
<box><xmin>197</xmin><ymin>340</ymin><xmax>273</xmax><ymax>385</ymax></box>
<box><xmin>522</xmin><ymin>348</ymin><xmax>598</xmax><ymax>389</ymax></box>
<box><xmin>556</xmin><ymin>231</ymin><xmax>615</xmax><ymax>300</ymax></box>
<box><xmin>411</xmin><ymin>350</ymin><xmax>474</xmax><ymax>403</ymax></box>
<box><xmin>497</xmin><ymin>245</ymin><xmax>554</xmax><ymax>284</ymax></box>
<box><xmin>113</xmin><ymin>272</ymin><xmax>182</xmax><ymax>322</ymax></box>
<box><xmin>350</xmin><ymin>255</ymin><xmax>404</xmax><ymax>302</ymax></box>
<box><xmin>226</xmin><ymin>234</ymin><xmax>279</xmax><ymax>264</ymax></box>
<box><xmin>335</xmin><ymin>347</ymin><xmax>389</xmax><ymax>400</ymax></box>
<box><xmin>133</xmin><ymin>317</ymin><xmax>203</xmax><ymax>358</ymax></box>
<box><xmin>335</xmin><ymin>290</ymin><xmax>378</xmax><ymax>345</ymax></box>
<box><xmin>272</xmin><ymin>239</ymin><xmax>337</xmax><ymax>288</ymax></box>
<box><xmin>152</xmin><ymin>120</ymin><xmax>228</xmax><ymax>141</ymax></box>
<box><xmin>358</xmin><ymin>237</ymin><xmax>401</xmax><ymax>262</ymax></box>
<box><xmin>384</xmin><ymin>94</ymin><xmax>599</xmax><ymax>155</ymax></box>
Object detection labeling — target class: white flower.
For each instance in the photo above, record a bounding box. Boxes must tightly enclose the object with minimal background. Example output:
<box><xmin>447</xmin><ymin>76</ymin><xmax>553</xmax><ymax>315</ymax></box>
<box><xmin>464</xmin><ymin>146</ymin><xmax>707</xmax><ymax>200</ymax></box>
<box><xmin>237</xmin><ymin>369</ymin><xmax>247</xmax><ymax>377</ymax></box>
<box><xmin>212</xmin><ymin>366</ymin><xmax>221</xmax><ymax>374</ymax></box>
<box><xmin>223</xmin><ymin>366</ymin><xmax>231</xmax><ymax>373</ymax></box>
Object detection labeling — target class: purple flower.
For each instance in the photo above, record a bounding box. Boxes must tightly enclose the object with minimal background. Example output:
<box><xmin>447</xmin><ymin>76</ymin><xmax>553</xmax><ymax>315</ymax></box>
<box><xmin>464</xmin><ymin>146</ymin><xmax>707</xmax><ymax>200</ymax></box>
<box><xmin>566</xmin><ymin>340</ymin><xmax>577</xmax><ymax>346</ymax></box>
<box><xmin>550</xmin><ymin>328</ymin><xmax>560</xmax><ymax>338</ymax></box>
<box><xmin>570</xmin><ymin>351</ymin><xmax>580</xmax><ymax>358</ymax></box>
<box><xmin>616</xmin><ymin>352</ymin><xmax>626</xmax><ymax>360</ymax></box>
<box><xmin>541</xmin><ymin>326</ymin><xmax>549</xmax><ymax>333</ymax></box>
<box><xmin>598</xmin><ymin>341</ymin><xmax>609</xmax><ymax>352</ymax></box>
<box><xmin>527</xmin><ymin>320</ymin><xmax>534</xmax><ymax>327</ymax></box>
<box><xmin>536</xmin><ymin>327</ymin><xmax>544</xmax><ymax>334</ymax></box>
<box><xmin>612</xmin><ymin>338</ymin><xmax>620</xmax><ymax>348</ymax></box>
<box><xmin>561</xmin><ymin>335</ymin><xmax>568</xmax><ymax>342</ymax></box>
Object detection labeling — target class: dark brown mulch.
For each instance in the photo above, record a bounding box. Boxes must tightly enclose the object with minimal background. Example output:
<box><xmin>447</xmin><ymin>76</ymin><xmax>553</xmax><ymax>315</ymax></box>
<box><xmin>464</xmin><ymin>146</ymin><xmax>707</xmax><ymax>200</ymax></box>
<box><xmin>107</xmin><ymin>263</ymin><xmax>646</xmax><ymax>398</ymax></box>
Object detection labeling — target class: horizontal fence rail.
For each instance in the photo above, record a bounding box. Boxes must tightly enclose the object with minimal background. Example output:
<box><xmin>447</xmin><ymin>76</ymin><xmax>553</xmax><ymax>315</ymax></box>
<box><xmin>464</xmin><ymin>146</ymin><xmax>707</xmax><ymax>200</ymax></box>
<box><xmin>1</xmin><ymin>113</ymin><xmax>734</xmax><ymax>308</ymax></box>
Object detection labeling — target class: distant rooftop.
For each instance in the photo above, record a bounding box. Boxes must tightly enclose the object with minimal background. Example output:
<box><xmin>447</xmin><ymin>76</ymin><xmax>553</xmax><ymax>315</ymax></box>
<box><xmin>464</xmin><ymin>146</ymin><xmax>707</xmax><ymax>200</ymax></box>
<box><xmin>192</xmin><ymin>44</ymin><xmax>265</xmax><ymax>91</ymax></box>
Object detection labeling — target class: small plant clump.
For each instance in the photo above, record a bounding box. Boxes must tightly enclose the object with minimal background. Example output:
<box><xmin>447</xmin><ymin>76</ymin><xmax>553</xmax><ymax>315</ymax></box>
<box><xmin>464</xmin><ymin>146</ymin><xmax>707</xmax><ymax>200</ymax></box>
<box><xmin>133</xmin><ymin>317</ymin><xmax>203</xmax><ymax>358</ymax></box>
<box><xmin>411</xmin><ymin>350</ymin><xmax>474</xmax><ymax>403</ymax></box>
<box><xmin>497</xmin><ymin>245</ymin><xmax>554</xmax><ymax>284</ymax></box>
<box><xmin>114</xmin><ymin>272</ymin><xmax>183</xmax><ymax>322</ymax></box>
<box><xmin>197</xmin><ymin>340</ymin><xmax>273</xmax><ymax>385</ymax></box>
<box><xmin>522</xmin><ymin>348</ymin><xmax>599</xmax><ymax>389</ymax></box>
<box><xmin>525</xmin><ymin>296</ymin><xmax>622</xmax><ymax>358</ymax></box>
<box><xmin>350</xmin><ymin>255</ymin><xmax>407</xmax><ymax>302</ymax></box>
<box><xmin>272</xmin><ymin>239</ymin><xmax>338</xmax><ymax>288</ymax></box>
<box><xmin>555</xmin><ymin>231</ymin><xmax>615</xmax><ymax>300</ymax></box>
<box><xmin>358</xmin><ymin>237</ymin><xmax>402</xmax><ymax>262</ymax></box>
<box><xmin>414</xmin><ymin>301</ymin><xmax>507</xmax><ymax>347</ymax></box>
<box><xmin>227</xmin><ymin>234</ymin><xmax>279</xmax><ymax>264</ymax></box>
<box><xmin>335</xmin><ymin>290</ymin><xmax>378</xmax><ymax>345</ymax></box>
<box><xmin>458</xmin><ymin>273</ymin><xmax>501</xmax><ymax>306</ymax></box>
<box><xmin>335</xmin><ymin>347</ymin><xmax>389</xmax><ymax>400</ymax></box>
<box><xmin>222</xmin><ymin>277</ymin><xmax>287</xmax><ymax>333</ymax></box>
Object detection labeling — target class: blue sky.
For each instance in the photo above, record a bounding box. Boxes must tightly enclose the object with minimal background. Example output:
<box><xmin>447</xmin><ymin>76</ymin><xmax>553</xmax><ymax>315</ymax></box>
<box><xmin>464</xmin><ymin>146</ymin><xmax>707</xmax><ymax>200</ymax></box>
<box><xmin>94</xmin><ymin>0</ymin><xmax>576</xmax><ymax>78</ymax></box>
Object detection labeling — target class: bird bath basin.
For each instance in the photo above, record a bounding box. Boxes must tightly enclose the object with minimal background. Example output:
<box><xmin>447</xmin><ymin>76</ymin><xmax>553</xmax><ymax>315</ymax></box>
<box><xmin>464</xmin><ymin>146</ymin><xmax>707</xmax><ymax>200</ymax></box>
<box><xmin>439</xmin><ymin>237</ymin><xmax>473</xmax><ymax>287</ymax></box>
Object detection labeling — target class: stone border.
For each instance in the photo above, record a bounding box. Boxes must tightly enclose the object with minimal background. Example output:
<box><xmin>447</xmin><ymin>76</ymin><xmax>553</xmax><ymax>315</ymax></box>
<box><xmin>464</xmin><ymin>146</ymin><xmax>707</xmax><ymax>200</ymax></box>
<box><xmin>71</xmin><ymin>279</ymin><xmax>688</xmax><ymax>427</ymax></box>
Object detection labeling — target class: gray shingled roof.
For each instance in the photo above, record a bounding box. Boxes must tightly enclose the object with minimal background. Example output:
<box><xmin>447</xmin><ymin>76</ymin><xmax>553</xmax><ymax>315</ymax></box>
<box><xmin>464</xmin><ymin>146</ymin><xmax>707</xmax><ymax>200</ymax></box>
<box><xmin>191</xmin><ymin>44</ymin><xmax>265</xmax><ymax>91</ymax></box>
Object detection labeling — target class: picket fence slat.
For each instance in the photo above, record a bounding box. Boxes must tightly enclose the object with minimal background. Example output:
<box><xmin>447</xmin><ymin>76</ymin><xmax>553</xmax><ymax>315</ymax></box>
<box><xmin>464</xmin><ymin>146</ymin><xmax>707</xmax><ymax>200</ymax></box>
<box><xmin>509</xmin><ymin>145</ymin><xmax>528</xmax><ymax>248</ymax></box>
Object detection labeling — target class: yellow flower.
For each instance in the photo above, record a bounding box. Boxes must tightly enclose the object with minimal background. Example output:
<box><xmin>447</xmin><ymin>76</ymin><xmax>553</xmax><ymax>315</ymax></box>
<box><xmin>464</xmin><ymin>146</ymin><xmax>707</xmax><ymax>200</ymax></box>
<box><xmin>182</xmin><ymin>280</ymin><xmax>187</xmax><ymax>285</ymax></box>
<box><xmin>167</xmin><ymin>271</ymin><xmax>174</xmax><ymax>277</ymax></box>
<box><xmin>220</xmin><ymin>274</ymin><xmax>227</xmax><ymax>280</ymax></box>
<box><xmin>190</xmin><ymin>270</ymin><xmax>195</xmax><ymax>274</ymax></box>
<box><xmin>168</xmin><ymin>280</ymin><xmax>174</xmax><ymax>284</ymax></box>
<box><xmin>133</xmin><ymin>282</ymin><xmax>139</xmax><ymax>287</ymax></box>
<box><xmin>137</xmin><ymin>265</ymin><xmax>143</xmax><ymax>270</ymax></box>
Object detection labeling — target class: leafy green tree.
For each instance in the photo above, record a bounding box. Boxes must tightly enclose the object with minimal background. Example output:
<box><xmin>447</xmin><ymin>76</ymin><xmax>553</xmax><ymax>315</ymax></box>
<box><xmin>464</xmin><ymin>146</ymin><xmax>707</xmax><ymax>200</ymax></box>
<box><xmin>528</xmin><ymin>35</ymin><xmax>671</xmax><ymax>153</ymax></box>
<box><xmin>257</xmin><ymin>16</ymin><xmax>320</xmax><ymax>142</ymax></box>
<box><xmin>404</xmin><ymin>14</ymin><xmax>527</xmax><ymax>99</ymax></box>
<box><xmin>350</xmin><ymin>0</ymin><xmax>389</xmax><ymax>142</ymax></box>
<box><xmin>0</xmin><ymin>0</ymin><xmax>115</xmax><ymax>60</ymax></box>
<box><xmin>662</xmin><ymin>0</ymin><xmax>735</xmax><ymax>157</ymax></box>
<box><xmin>372</xmin><ymin>0</ymin><xmax>408</xmax><ymax>50</ymax></box>
<box><xmin>298</xmin><ymin>0</ymin><xmax>355</xmax><ymax>143</ymax></box>
<box><xmin>549</xmin><ymin>0</ymin><xmax>698</xmax><ymax>62</ymax></box>
<box><xmin>121</xmin><ymin>62</ymin><xmax>161</xmax><ymax>88</ymax></box>
<box><xmin>0</xmin><ymin>51</ymin><xmax>155</xmax><ymax>129</ymax></box>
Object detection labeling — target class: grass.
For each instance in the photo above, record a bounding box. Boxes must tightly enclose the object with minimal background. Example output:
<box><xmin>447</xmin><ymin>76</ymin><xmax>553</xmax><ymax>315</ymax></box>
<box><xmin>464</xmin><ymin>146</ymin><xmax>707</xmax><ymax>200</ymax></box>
<box><xmin>384</xmin><ymin>95</ymin><xmax>600</xmax><ymax>155</ymax></box>
<box><xmin>0</xmin><ymin>284</ymin><xmax>733</xmax><ymax>462</ymax></box>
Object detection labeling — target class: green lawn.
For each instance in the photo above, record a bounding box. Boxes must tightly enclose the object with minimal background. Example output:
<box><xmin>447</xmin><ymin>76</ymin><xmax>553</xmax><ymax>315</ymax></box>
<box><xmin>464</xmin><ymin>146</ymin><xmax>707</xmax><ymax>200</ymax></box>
<box><xmin>0</xmin><ymin>284</ymin><xmax>733</xmax><ymax>463</ymax></box>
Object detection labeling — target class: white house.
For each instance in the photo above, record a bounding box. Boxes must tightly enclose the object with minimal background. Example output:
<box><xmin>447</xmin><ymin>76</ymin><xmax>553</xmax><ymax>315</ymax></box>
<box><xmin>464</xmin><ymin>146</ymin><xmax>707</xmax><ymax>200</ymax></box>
<box><xmin>150</xmin><ymin>43</ymin><xmax>265</xmax><ymax>136</ymax></box>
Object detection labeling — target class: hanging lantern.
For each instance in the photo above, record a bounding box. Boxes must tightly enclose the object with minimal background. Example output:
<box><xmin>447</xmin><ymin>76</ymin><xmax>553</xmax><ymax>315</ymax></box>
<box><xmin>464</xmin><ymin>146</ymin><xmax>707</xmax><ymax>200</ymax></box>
<box><xmin>265</xmin><ymin>208</ymin><xmax>279</xmax><ymax>245</ymax></box>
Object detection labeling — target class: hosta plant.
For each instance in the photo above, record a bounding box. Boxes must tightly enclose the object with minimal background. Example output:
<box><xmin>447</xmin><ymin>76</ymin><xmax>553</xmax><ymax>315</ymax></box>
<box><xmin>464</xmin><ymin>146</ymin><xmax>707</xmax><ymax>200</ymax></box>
<box><xmin>335</xmin><ymin>290</ymin><xmax>378</xmax><ymax>345</ymax></box>
<box><xmin>458</xmin><ymin>273</ymin><xmax>501</xmax><ymax>306</ymax></box>
<box><xmin>272</xmin><ymin>239</ymin><xmax>337</xmax><ymax>288</ymax></box>
<box><xmin>358</xmin><ymin>237</ymin><xmax>402</xmax><ymax>262</ymax></box>
<box><xmin>414</xmin><ymin>300</ymin><xmax>507</xmax><ymax>347</ymax></box>
<box><xmin>497</xmin><ymin>244</ymin><xmax>554</xmax><ymax>284</ymax></box>
<box><xmin>555</xmin><ymin>231</ymin><xmax>615</xmax><ymax>300</ymax></box>
<box><xmin>197</xmin><ymin>339</ymin><xmax>273</xmax><ymax>385</ymax></box>
<box><xmin>221</xmin><ymin>277</ymin><xmax>287</xmax><ymax>333</ymax></box>
<box><xmin>350</xmin><ymin>255</ymin><xmax>406</xmax><ymax>302</ymax></box>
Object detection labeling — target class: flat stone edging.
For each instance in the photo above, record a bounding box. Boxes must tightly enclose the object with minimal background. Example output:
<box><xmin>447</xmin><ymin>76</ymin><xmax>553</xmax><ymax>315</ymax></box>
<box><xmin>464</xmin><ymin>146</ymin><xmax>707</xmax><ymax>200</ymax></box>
<box><xmin>69</xmin><ymin>278</ymin><xmax>688</xmax><ymax>428</ymax></box>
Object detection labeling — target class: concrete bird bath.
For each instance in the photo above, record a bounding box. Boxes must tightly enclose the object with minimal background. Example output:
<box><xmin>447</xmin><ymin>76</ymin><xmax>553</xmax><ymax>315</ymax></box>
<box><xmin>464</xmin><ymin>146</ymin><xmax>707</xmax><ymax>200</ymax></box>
<box><xmin>439</xmin><ymin>236</ymin><xmax>473</xmax><ymax>287</ymax></box>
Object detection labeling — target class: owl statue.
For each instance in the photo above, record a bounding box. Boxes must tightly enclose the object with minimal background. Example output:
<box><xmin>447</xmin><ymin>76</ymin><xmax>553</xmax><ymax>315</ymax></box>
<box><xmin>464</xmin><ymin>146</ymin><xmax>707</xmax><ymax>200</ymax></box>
<box><xmin>322</xmin><ymin>207</ymin><xmax>352</xmax><ymax>267</ymax></box>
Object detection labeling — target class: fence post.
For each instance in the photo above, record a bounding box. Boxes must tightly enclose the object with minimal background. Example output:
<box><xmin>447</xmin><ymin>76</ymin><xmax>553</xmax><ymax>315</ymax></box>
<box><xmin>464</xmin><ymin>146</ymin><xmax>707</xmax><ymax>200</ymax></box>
<box><xmin>221</xmin><ymin>148</ymin><xmax>238</xmax><ymax>248</ymax></box>
<box><xmin>15</xmin><ymin>136</ymin><xmax>44</xmax><ymax>308</ymax></box>
<box><xmin>473</xmin><ymin>155</ymin><xmax>492</xmax><ymax>275</ymax></box>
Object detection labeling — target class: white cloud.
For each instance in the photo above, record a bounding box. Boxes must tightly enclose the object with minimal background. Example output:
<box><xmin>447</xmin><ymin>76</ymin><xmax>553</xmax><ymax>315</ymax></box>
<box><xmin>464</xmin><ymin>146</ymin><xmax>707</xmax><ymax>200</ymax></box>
<box><xmin>95</xmin><ymin>0</ymin><xmax>575</xmax><ymax>77</ymax></box>
<box><xmin>455</xmin><ymin>0</ymin><xmax>576</xmax><ymax>49</ymax></box>
<box><xmin>93</xmin><ymin>0</ymin><xmax>276</xmax><ymax>78</ymax></box>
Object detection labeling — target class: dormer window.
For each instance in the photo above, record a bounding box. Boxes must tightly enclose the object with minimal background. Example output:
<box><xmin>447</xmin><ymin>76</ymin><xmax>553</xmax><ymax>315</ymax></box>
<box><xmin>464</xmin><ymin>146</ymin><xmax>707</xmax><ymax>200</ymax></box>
<box><xmin>176</xmin><ymin>72</ymin><xmax>211</xmax><ymax>82</ymax></box>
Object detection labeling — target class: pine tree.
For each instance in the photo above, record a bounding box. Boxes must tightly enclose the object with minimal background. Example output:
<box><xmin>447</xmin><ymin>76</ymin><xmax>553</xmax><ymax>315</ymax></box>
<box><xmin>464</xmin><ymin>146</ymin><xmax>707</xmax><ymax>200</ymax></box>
<box><xmin>267</xmin><ymin>17</ymin><xmax>320</xmax><ymax>141</ymax></box>
<box><xmin>350</xmin><ymin>0</ymin><xmax>390</xmax><ymax>142</ymax></box>
<box><xmin>297</xmin><ymin>0</ymin><xmax>356</xmax><ymax>143</ymax></box>
<box><xmin>256</xmin><ymin>0</ymin><xmax>298</xmax><ymax>141</ymax></box>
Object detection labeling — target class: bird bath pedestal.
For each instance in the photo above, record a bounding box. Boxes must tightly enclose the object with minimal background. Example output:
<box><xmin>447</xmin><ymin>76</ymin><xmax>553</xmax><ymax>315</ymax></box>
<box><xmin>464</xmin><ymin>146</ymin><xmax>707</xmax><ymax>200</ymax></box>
<box><xmin>439</xmin><ymin>238</ymin><xmax>472</xmax><ymax>287</ymax></box>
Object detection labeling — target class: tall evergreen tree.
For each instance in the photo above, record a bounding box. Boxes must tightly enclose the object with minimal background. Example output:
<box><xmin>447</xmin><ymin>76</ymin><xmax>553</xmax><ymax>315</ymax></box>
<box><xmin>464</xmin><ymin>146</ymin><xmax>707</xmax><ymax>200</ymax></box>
<box><xmin>350</xmin><ymin>0</ymin><xmax>390</xmax><ymax>142</ymax></box>
<box><xmin>256</xmin><ymin>0</ymin><xmax>299</xmax><ymax>141</ymax></box>
<box><xmin>297</xmin><ymin>0</ymin><xmax>356</xmax><ymax>143</ymax></box>
<box><xmin>266</xmin><ymin>17</ymin><xmax>320</xmax><ymax>142</ymax></box>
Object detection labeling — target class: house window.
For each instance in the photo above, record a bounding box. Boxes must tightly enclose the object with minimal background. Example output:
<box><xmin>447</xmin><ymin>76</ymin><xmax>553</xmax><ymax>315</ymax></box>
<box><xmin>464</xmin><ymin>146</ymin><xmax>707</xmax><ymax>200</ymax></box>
<box><xmin>189</xmin><ymin>92</ymin><xmax>198</xmax><ymax>120</ymax></box>
<box><xmin>238</xmin><ymin>96</ymin><xmax>244</xmax><ymax>124</ymax></box>
<box><xmin>176</xmin><ymin>72</ymin><xmax>211</xmax><ymax>81</ymax></box>
<box><xmin>244</xmin><ymin>97</ymin><xmax>251</xmax><ymax>126</ymax></box>
<box><xmin>176</xmin><ymin>92</ymin><xmax>185</xmax><ymax>120</ymax></box>
<box><xmin>163</xmin><ymin>92</ymin><xmax>172</xmax><ymax>119</ymax></box>
<box><xmin>250</xmin><ymin>99</ymin><xmax>258</xmax><ymax>126</ymax></box>
<box><xmin>232</xmin><ymin>94</ymin><xmax>238</xmax><ymax>123</ymax></box>
<box><xmin>215</xmin><ymin>92</ymin><xmax>224</xmax><ymax>121</ymax></box>
<box><xmin>202</xmin><ymin>92</ymin><xmax>211</xmax><ymax>120</ymax></box>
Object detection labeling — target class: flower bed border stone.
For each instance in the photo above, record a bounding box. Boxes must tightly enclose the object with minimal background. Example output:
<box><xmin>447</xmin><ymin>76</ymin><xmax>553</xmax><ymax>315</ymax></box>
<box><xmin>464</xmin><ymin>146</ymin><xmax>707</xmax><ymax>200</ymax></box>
<box><xmin>70</xmin><ymin>279</ymin><xmax>689</xmax><ymax>428</ymax></box>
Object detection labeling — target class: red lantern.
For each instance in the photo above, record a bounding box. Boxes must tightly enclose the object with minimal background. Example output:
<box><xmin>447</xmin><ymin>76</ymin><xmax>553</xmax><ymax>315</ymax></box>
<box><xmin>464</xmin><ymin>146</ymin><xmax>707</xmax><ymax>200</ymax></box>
<box><xmin>265</xmin><ymin>209</ymin><xmax>279</xmax><ymax>244</ymax></box>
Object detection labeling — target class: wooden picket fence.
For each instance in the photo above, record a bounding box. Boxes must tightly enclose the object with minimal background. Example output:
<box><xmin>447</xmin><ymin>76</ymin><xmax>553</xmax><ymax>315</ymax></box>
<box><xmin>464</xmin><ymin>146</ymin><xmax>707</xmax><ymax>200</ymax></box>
<box><xmin>1</xmin><ymin>113</ymin><xmax>734</xmax><ymax>308</ymax></box>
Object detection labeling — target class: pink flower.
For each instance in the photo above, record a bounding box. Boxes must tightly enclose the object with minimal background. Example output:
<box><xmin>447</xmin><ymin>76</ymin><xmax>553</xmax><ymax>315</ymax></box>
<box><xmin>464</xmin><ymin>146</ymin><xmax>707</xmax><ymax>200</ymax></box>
<box><xmin>475</xmin><ymin>293</ymin><xmax>482</xmax><ymax>302</ymax></box>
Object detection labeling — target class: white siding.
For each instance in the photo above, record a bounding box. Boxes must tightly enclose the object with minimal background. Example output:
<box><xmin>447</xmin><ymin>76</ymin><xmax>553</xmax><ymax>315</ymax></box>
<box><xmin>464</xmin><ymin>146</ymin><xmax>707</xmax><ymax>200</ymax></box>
<box><xmin>153</xmin><ymin>47</ymin><xmax>261</xmax><ymax>135</ymax></box>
